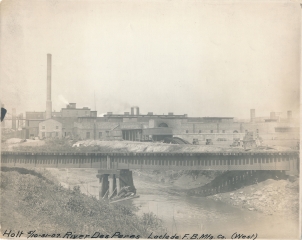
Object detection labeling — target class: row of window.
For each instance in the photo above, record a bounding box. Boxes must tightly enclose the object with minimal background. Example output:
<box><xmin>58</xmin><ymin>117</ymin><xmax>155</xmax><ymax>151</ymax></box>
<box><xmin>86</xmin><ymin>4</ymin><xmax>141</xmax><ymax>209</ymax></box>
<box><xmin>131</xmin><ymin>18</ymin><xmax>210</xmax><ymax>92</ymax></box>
<box><xmin>63</xmin><ymin>111</ymin><xmax>89</xmax><ymax>115</ymax></box>
<box><xmin>41</xmin><ymin>132</ymin><xmax>59</xmax><ymax>137</ymax></box>
<box><xmin>42</xmin><ymin>126</ymin><xmax>59</xmax><ymax>130</ymax></box>
<box><xmin>40</xmin><ymin>129</ymin><xmax>236</xmax><ymax>135</ymax></box>
<box><xmin>185</xmin><ymin>130</ymin><xmax>236</xmax><ymax>133</ymax></box>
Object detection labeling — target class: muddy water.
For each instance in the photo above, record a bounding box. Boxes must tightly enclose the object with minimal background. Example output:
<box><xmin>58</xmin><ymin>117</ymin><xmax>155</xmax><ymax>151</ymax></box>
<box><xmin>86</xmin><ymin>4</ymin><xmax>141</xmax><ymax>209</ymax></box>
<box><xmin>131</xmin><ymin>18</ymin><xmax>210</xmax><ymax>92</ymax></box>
<box><xmin>130</xmin><ymin>176</ymin><xmax>298</xmax><ymax>239</ymax></box>
<box><xmin>51</xmin><ymin>169</ymin><xmax>298</xmax><ymax>239</ymax></box>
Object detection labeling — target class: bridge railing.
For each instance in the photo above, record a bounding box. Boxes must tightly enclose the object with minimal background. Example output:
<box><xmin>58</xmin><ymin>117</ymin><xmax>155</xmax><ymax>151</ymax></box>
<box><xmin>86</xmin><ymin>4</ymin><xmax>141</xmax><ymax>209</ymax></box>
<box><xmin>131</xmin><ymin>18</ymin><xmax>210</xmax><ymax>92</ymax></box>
<box><xmin>0</xmin><ymin>151</ymin><xmax>299</xmax><ymax>173</ymax></box>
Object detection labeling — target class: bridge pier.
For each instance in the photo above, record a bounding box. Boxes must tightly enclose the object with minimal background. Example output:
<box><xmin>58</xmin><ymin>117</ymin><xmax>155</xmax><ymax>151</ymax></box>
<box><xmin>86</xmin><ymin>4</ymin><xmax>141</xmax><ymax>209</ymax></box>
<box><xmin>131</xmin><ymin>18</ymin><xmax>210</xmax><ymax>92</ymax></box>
<box><xmin>96</xmin><ymin>169</ymin><xmax>136</xmax><ymax>200</ymax></box>
<box><xmin>108</xmin><ymin>174</ymin><xmax>116</xmax><ymax>198</ymax></box>
<box><xmin>286</xmin><ymin>157</ymin><xmax>299</xmax><ymax>176</ymax></box>
<box><xmin>116</xmin><ymin>176</ymin><xmax>121</xmax><ymax>194</ymax></box>
<box><xmin>98</xmin><ymin>174</ymin><xmax>109</xmax><ymax>199</ymax></box>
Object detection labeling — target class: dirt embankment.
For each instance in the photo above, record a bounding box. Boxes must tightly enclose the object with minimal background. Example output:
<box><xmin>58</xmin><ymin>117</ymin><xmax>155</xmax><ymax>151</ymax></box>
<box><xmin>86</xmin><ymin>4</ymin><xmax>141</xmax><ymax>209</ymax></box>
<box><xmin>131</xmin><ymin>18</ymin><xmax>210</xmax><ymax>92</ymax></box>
<box><xmin>72</xmin><ymin>140</ymin><xmax>294</xmax><ymax>153</ymax></box>
<box><xmin>0</xmin><ymin>169</ymin><xmax>164</xmax><ymax>237</ymax></box>
<box><xmin>2</xmin><ymin>138</ymin><xmax>45</xmax><ymax>151</ymax></box>
<box><xmin>207</xmin><ymin>178</ymin><xmax>299</xmax><ymax>219</ymax></box>
<box><xmin>5</xmin><ymin>138</ymin><xmax>294</xmax><ymax>153</ymax></box>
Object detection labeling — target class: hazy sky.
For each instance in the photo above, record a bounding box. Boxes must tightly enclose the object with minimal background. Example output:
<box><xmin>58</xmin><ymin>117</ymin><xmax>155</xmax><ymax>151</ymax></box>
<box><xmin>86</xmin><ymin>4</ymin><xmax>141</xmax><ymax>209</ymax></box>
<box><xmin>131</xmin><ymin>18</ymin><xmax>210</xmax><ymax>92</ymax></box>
<box><xmin>1</xmin><ymin>0</ymin><xmax>300</xmax><ymax>119</ymax></box>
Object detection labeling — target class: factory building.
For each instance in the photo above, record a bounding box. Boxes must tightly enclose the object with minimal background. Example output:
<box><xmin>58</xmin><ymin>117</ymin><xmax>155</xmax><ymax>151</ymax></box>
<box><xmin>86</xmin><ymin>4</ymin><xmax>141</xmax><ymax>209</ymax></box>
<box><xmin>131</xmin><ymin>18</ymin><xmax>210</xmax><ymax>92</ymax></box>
<box><xmin>9</xmin><ymin>54</ymin><xmax>298</xmax><ymax>143</ymax></box>
<box><xmin>24</xmin><ymin>110</ymin><xmax>62</xmax><ymax>138</ymax></box>
<box><xmin>73</xmin><ymin>110</ymin><xmax>244</xmax><ymax>142</ymax></box>
<box><xmin>61</xmin><ymin>103</ymin><xmax>97</xmax><ymax>118</ymax></box>
<box><xmin>22</xmin><ymin>103</ymin><xmax>299</xmax><ymax>143</ymax></box>
<box><xmin>38</xmin><ymin>119</ymin><xmax>62</xmax><ymax>139</ymax></box>
<box><xmin>24</xmin><ymin>105</ymin><xmax>96</xmax><ymax>139</ymax></box>
<box><xmin>55</xmin><ymin>103</ymin><xmax>97</xmax><ymax>138</ymax></box>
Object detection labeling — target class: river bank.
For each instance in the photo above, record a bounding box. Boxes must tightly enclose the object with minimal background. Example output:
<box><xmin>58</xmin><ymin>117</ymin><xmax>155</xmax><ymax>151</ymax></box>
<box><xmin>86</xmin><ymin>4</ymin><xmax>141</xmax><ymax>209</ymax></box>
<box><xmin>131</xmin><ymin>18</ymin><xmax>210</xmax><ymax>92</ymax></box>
<box><xmin>206</xmin><ymin>177</ymin><xmax>299</xmax><ymax>219</ymax></box>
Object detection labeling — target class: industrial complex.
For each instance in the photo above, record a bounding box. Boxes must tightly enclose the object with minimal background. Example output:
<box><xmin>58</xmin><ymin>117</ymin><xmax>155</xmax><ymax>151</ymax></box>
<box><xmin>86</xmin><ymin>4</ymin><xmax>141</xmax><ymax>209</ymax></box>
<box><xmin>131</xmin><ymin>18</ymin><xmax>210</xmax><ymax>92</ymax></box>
<box><xmin>2</xmin><ymin>54</ymin><xmax>299</xmax><ymax>144</ymax></box>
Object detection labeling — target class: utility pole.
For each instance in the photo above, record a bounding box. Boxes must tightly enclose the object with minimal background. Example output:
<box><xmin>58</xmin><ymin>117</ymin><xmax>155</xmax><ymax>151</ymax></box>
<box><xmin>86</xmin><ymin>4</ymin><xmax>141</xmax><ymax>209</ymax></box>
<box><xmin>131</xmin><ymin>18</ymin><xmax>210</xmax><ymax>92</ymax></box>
<box><xmin>94</xmin><ymin>91</ymin><xmax>96</xmax><ymax>111</ymax></box>
<box><xmin>94</xmin><ymin>119</ymin><xmax>96</xmax><ymax>140</ymax></box>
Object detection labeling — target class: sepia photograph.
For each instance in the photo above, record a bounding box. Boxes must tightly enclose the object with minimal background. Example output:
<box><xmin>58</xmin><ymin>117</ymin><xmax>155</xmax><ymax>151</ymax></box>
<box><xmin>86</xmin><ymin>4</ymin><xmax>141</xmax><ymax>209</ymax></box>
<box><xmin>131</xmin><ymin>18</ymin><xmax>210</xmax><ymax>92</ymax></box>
<box><xmin>0</xmin><ymin>0</ymin><xmax>300</xmax><ymax>239</ymax></box>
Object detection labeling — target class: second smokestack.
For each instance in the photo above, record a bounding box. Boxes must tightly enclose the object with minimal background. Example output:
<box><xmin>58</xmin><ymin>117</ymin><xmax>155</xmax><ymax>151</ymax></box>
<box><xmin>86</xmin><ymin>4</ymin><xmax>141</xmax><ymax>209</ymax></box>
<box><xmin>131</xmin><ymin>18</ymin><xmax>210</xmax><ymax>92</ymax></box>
<box><xmin>46</xmin><ymin>54</ymin><xmax>52</xmax><ymax>119</ymax></box>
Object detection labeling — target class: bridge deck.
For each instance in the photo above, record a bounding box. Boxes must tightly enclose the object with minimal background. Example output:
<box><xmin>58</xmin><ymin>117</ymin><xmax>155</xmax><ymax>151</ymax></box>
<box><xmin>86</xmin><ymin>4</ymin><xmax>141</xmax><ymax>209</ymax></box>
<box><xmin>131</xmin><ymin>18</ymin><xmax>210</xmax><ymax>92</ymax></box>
<box><xmin>1</xmin><ymin>150</ymin><xmax>299</xmax><ymax>171</ymax></box>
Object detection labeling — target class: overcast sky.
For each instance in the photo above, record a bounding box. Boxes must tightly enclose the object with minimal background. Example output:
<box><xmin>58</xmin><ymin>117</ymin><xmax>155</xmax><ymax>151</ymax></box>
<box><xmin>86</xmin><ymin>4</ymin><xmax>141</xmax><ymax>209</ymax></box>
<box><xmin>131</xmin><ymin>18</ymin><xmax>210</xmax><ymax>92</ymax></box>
<box><xmin>1</xmin><ymin>0</ymin><xmax>300</xmax><ymax>119</ymax></box>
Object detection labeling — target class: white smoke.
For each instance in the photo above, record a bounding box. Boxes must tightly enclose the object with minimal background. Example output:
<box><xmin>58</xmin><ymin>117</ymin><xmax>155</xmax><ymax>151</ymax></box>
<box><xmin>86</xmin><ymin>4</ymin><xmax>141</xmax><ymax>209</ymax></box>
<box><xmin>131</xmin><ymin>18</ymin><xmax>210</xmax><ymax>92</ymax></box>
<box><xmin>58</xmin><ymin>95</ymin><xmax>69</xmax><ymax>105</ymax></box>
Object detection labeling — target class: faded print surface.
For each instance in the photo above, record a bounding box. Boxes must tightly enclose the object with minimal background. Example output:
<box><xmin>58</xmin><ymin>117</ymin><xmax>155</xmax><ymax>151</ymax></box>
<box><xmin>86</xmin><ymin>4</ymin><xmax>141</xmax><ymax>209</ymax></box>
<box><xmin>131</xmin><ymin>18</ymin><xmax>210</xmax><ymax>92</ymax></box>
<box><xmin>0</xmin><ymin>0</ymin><xmax>300</xmax><ymax>239</ymax></box>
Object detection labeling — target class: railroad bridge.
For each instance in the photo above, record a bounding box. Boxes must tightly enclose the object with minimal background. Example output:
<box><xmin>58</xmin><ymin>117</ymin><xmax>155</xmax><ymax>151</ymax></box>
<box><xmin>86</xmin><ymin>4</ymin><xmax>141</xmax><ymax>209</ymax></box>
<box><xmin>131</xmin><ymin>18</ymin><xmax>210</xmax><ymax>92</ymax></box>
<box><xmin>1</xmin><ymin>150</ymin><xmax>299</xmax><ymax>199</ymax></box>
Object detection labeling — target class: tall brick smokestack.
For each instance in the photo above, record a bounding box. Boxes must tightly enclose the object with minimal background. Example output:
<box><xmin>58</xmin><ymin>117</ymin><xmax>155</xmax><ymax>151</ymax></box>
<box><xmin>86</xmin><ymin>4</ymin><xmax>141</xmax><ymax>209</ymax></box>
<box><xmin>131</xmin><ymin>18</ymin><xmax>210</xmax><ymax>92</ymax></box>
<box><xmin>250</xmin><ymin>109</ymin><xmax>255</xmax><ymax>122</ymax></box>
<box><xmin>12</xmin><ymin>108</ymin><xmax>16</xmax><ymax>130</ymax></box>
<box><xmin>46</xmin><ymin>54</ymin><xmax>52</xmax><ymax>119</ymax></box>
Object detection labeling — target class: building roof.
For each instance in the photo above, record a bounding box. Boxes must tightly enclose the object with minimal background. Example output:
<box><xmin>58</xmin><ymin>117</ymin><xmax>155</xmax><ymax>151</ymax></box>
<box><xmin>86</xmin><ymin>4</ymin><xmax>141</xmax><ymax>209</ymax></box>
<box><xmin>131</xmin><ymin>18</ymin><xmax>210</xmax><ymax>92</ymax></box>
<box><xmin>103</xmin><ymin>114</ymin><xmax>188</xmax><ymax>118</ymax></box>
<box><xmin>61</xmin><ymin>108</ymin><xmax>91</xmax><ymax>110</ymax></box>
<box><xmin>39</xmin><ymin>118</ymin><xmax>62</xmax><ymax>124</ymax></box>
<box><xmin>201</xmin><ymin>117</ymin><xmax>234</xmax><ymax>119</ymax></box>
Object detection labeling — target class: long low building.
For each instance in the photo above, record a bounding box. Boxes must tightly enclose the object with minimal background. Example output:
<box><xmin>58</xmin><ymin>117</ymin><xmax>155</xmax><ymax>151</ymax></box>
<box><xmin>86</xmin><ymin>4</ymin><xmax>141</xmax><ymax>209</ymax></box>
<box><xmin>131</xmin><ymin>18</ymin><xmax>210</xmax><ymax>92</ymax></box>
<box><xmin>18</xmin><ymin>104</ymin><xmax>299</xmax><ymax>143</ymax></box>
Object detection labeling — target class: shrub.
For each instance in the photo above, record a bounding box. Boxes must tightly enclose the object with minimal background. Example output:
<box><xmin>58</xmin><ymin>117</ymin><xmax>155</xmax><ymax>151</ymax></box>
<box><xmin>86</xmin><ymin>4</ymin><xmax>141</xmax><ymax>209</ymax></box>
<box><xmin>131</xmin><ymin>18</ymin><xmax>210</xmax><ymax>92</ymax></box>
<box><xmin>1</xmin><ymin>170</ymin><xmax>165</xmax><ymax>237</ymax></box>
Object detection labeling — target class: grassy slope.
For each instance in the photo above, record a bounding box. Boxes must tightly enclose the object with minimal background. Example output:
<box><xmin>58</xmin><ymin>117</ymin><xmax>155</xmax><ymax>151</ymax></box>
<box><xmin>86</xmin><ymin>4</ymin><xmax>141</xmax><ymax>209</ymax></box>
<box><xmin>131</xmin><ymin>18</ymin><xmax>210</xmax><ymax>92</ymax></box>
<box><xmin>0</xmin><ymin>170</ymin><xmax>164</xmax><ymax>237</ymax></box>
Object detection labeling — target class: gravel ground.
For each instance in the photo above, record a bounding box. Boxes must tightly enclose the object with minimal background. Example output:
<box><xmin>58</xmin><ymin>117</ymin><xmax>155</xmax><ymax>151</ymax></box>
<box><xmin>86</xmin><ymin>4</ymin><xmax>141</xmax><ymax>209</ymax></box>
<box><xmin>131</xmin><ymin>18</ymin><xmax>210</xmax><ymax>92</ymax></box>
<box><xmin>72</xmin><ymin>140</ymin><xmax>294</xmax><ymax>153</ymax></box>
<box><xmin>207</xmin><ymin>178</ymin><xmax>299</xmax><ymax>219</ymax></box>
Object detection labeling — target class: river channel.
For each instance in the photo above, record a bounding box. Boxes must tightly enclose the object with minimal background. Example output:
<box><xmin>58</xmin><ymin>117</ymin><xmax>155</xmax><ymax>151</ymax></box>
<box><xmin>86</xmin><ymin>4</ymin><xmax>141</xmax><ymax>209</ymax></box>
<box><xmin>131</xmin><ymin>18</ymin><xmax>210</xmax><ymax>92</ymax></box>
<box><xmin>50</xmin><ymin>169</ymin><xmax>298</xmax><ymax>239</ymax></box>
<box><xmin>131</xmin><ymin>175</ymin><xmax>298</xmax><ymax>239</ymax></box>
